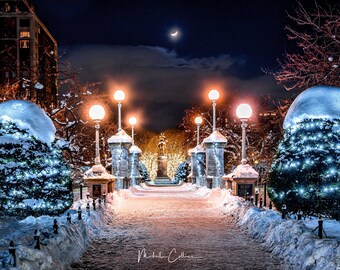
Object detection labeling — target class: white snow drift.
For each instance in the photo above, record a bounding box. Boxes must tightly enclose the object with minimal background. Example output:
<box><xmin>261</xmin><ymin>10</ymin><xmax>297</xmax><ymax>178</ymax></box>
<box><xmin>0</xmin><ymin>100</ymin><xmax>56</xmax><ymax>145</ymax></box>
<box><xmin>221</xmin><ymin>190</ymin><xmax>340</xmax><ymax>270</ymax></box>
<box><xmin>283</xmin><ymin>86</ymin><xmax>340</xmax><ymax>129</ymax></box>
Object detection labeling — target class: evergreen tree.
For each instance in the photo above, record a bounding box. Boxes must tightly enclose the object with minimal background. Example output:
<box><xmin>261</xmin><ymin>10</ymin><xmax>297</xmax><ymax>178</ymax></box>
<box><xmin>138</xmin><ymin>162</ymin><xmax>150</xmax><ymax>182</ymax></box>
<box><xmin>268</xmin><ymin>118</ymin><xmax>340</xmax><ymax>218</ymax></box>
<box><xmin>0</xmin><ymin>119</ymin><xmax>73</xmax><ymax>217</ymax></box>
<box><xmin>174</xmin><ymin>161</ymin><xmax>190</xmax><ymax>183</ymax></box>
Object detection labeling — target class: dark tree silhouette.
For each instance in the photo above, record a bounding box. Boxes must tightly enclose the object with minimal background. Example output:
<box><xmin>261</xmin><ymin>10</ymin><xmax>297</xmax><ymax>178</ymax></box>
<box><xmin>273</xmin><ymin>2</ymin><xmax>340</xmax><ymax>90</ymax></box>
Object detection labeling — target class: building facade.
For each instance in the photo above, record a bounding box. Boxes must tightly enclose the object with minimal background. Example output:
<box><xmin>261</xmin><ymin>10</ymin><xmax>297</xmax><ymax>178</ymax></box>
<box><xmin>0</xmin><ymin>0</ymin><xmax>58</xmax><ymax>108</ymax></box>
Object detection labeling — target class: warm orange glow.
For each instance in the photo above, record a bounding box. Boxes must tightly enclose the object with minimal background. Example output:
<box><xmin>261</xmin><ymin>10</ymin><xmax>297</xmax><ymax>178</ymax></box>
<box><xmin>114</xmin><ymin>90</ymin><xmax>125</xmax><ymax>102</ymax></box>
<box><xmin>129</xmin><ymin>116</ymin><xmax>137</xmax><ymax>126</ymax></box>
<box><xmin>89</xmin><ymin>105</ymin><xmax>105</xmax><ymax>120</ymax></box>
<box><xmin>195</xmin><ymin>116</ymin><xmax>203</xmax><ymax>125</ymax></box>
<box><xmin>199</xmin><ymin>80</ymin><xmax>229</xmax><ymax>104</ymax></box>
<box><xmin>236</xmin><ymin>104</ymin><xmax>252</xmax><ymax>119</ymax></box>
<box><xmin>208</xmin><ymin>89</ymin><xmax>220</xmax><ymax>101</ymax></box>
<box><xmin>125</xmin><ymin>109</ymin><xmax>145</xmax><ymax>128</ymax></box>
<box><xmin>107</xmin><ymin>79</ymin><xmax>134</xmax><ymax>103</ymax></box>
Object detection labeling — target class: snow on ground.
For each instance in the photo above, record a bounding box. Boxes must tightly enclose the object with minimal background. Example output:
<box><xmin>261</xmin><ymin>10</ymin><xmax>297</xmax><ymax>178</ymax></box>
<box><xmin>221</xmin><ymin>190</ymin><xmax>340</xmax><ymax>270</ymax></box>
<box><xmin>0</xmin><ymin>197</ymin><xmax>115</xmax><ymax>270</ymax></box>
<box><xmin>70</xmin><ymin>184</ymin><xmax>284</xmax><ymax>269</ymax></box>
<box><xmin>0</xmin><ymin>185</ymin><xmax>338</xmax><ymax>269</ymax></box>
<box><xmin>304</xmin><ymin>219</ymin><xmax>340</xmax><ymax>241</ymax></box>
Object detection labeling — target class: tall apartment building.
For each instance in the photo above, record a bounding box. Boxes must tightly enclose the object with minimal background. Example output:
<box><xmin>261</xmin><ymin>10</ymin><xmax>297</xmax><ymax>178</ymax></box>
<box><xmin>0</xmin><ymin>0</ymin><xmax>58</xmax><ymax>108</ymax></box>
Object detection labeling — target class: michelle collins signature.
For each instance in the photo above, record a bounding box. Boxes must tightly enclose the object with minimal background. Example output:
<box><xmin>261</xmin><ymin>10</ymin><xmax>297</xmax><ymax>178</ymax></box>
<box><xmin>137</xmin><ymin>248</ymin><xmax>202</xmax><ymax>263</ymax></box>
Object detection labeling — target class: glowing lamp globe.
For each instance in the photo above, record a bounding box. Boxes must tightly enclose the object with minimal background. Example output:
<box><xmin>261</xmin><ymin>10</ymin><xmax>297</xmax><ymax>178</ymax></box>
<box><xmin>236</xmin><ymin>104</ymin><xmax>252</xmax><ymax>119</ymax></box>
<box><xmin>208</xmin><ymin>89</ymin><xmax>220</xmax><ymax>101</ymax></box>
<box><xmin>89</xmin><ymin>105</ymin><xmax>105</xmax><ymax>121</ymax></box>
<box><xmin>114</xmin><ymin>90</ymin><xmax>125</xmax><ymax>102</ymax></box>
<box><xmin>129</xmin><ymin>116</ymin><xmax>137</xmax><ymax>126</ymax></box>
<box><xmin>195</xmin><ymin>116</ymin><xmax>203</xmax><ymax>125</ymax></box>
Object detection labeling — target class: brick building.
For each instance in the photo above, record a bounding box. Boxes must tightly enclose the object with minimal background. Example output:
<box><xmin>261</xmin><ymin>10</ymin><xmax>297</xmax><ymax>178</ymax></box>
<box><xmin>0</xmin><ymin>0</ymin><xmax>58</xmax><ymax>108</ymax></box>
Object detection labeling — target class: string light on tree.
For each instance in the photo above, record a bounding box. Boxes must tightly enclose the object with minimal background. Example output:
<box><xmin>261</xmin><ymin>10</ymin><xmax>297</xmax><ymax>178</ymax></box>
<box><xmin>0</xmin><ymin>101</ymin><xmax>72</xmax><ymax>217</ymax></box>
<box><xmin>269</xmin><ymin>118</ymin><xmax>339</xmax><ymax>218</ymax></box>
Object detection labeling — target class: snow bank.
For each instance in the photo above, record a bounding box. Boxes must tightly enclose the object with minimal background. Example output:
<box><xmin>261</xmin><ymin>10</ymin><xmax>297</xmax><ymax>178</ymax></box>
<box><xmin>0</xmin><ymin>100</ymin><xmax>55</xmax><ymax>145</ymax></box>
<box><xmin>221</xmin><ymin>191</ymin><xmax>340</xmax><ymax>270</ymax></box>
<box><xmin>0</xmin><ymin>198</ymin><xmax>114</xmax><ymax>270</ymax></box>
<box><xmin>283</xmin><ymin>86</ymin><xmax>340</xmax><ymax>129</ymax></box>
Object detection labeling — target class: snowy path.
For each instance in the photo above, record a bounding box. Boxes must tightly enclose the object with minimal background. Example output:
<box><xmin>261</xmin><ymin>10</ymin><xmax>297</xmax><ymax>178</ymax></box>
<box><xmin>70</xmin><ymin>185</ymin><xmax>285</xmax><ymax>270</ymax></box>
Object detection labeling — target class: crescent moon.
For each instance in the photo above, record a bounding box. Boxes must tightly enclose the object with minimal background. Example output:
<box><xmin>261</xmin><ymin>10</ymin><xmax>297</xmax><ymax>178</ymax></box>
<box><xmin>170</xmin><ymin>31</ymin><xmax>178</xmax><ymax>36</ymax></box>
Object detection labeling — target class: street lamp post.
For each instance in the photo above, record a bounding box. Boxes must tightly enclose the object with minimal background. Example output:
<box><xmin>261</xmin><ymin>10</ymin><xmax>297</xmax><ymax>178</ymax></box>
<box><xmin>208</xmin><ymin>89</ymin><xmax>220</xmax><ymax>132</ymax></box>
<box><xmin>189</xmin><ymin>116</ymin><xmax>205</xmax><ymax>186</ymax></box>
<box><xmin>129</xmin><ymin>116</ymin><xmax>137</xmax><ymax>144</ymax></box>
<box><xmin>236</xmin><ymin>104</ymin><xmax>252</xmax><ymax>160</ymax></box>
<box><xmin>108</xmin><ymin>90</ymin><xmax>132</xmax><ymax>190</ymax></box>
<box><xmin>203</xmin><ymin>89</ymin><xmax>227</xmax><ymax>188</ymax></box>
<box><xmin>114</xmin><ymin>90</ymin><xmax>125</xmax><ymax>132</ymax></box>
<box><xmin>128</xmin><ymin>116</ymin><xmax>142</xmax><ymax>186</ymax></box>
<box><xmin>89</xmin><ymin>105</ymin><xmax>105</xmax><ymax>165</ymax></box>
<box><xmin>195</xmin><ymin>116</ymin><xmax>203</xmax><ymax>146</ymax></box>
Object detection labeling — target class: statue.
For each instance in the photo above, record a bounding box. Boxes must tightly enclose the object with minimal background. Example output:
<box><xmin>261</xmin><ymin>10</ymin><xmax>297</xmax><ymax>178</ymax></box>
<box><xmin>155</xmin><ymin>132</ymin><xmax>170</xmax><ymax>181</ymax></box>
<box><xmin>157</xmin><ymin>133</ymin><xmax>167</xmax><ymax>156</ymax></box>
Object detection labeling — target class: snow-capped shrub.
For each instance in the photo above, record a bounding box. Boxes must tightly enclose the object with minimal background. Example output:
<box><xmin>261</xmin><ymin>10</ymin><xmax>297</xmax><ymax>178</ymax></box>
<box><xmin>138</xmin><ymin>162</ymin><xmax>150</xmax><ymax>182</ymax></box>
<box><xmin>0</xmin><ymin>119</ymin><xmax>73</xmax><ymax>217</ymax></box>
<box><xmin>174</xmin><ymin>161</ymin><xmax>190</xmax><ymax>182</ymax></box>
<box><xmin>268</xmin><ymin>118</ymin><xmax>339</xmax><ymax>218</ymax></box>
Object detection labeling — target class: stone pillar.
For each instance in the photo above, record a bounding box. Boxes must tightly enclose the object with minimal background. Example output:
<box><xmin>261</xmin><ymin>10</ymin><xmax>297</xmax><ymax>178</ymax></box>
<box><xmin>203</xmin><ymin>130</ymin><xmax>227</xmax><ymax>188</ymax></box>
<box><xmin>108</xmin><ymin>130</ymin><xmax>132</xmax><ymax>190</ymax></box>
<box><xmin>129</xmin><ymin>145</ymin><xmax>142</xmax><ymax>186</ymax></box>
<box><xmin>190</xmin><ymin>145</ymin><xmax>206</xmax><ymax>186</ymax></box>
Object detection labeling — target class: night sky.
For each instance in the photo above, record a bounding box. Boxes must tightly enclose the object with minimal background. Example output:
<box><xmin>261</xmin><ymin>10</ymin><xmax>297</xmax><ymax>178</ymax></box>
<box><xmin>30</xmin><ymin>0</ymin><xmax>331</xmax><ymax>131</ymax></box>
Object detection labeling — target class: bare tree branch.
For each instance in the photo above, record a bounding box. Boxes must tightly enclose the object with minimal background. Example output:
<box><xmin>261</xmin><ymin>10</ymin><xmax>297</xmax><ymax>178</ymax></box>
<box><xmin>270</xmin><ymin>1</ymin><xmax>340</xmax><ymax>90</ymax></box>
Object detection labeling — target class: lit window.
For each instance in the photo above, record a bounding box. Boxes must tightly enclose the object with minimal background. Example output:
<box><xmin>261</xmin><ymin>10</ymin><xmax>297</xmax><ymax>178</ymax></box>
<box><xmin>20</xmin><ymin>39</ymin><xmax>30</xmax><ymax>48</ymax></box>
<box><xmin>20</xmin><ymin>30</ymin><xmax>30</xmax><ymax>38</ymax></box>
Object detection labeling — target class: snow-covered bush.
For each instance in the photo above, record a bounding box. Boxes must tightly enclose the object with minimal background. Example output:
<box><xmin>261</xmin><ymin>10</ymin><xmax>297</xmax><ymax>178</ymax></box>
<box><xmin>269</xmin><ymin>118</ymin><xmax>339</xmax><ymax>218</ymax></box>
<box><xmin>268</xmin><ymin>87</ymin><xmax>340</xmax><ymax>218</ymax></box>
<box><xmin>174</xmin><ymin>161</ymin><xmax>190</xmax><ymax>182</ymax></box>
<box><xmin>138</xmin><ymin>162</ymin><xmax>150</xmax><ymax>182</ymax></box>
<box><xmin>0</xmin><ymin>101</ymin><xmax>73</xmax><ymax>217</ymax></box>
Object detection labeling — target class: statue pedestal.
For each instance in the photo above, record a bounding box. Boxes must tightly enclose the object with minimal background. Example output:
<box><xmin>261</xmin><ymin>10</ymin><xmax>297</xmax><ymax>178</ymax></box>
<box><xmin>154</xmin><ymin>155</ymin><xmax>171</xmax><ymax>183</ymax></box>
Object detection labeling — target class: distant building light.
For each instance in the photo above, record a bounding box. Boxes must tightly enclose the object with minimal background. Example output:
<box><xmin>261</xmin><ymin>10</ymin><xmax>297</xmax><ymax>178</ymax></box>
<box><xmin>20</xmin><ymin>30</ymin><xmax>30</xmax><ymax>38</ymax></box>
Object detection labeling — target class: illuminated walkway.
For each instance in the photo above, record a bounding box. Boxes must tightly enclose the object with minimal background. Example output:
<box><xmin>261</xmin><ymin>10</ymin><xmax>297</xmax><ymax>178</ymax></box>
<box><xmin>70</xmin><ymin>184</ymin><xmax>285</xmax><ymax>270</ymax></box>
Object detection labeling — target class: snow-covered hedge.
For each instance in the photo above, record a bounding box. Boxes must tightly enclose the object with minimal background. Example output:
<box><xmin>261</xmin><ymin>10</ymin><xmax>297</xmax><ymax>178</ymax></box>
<box><xmin>222</xmin><ymin>191</ymin><xmax>340</xmax><ymax>270</ymax></box>
<box><xmin>0</xmin><ymin>198</ymin><xmax>114</xmax><ymax>270</ymax></box>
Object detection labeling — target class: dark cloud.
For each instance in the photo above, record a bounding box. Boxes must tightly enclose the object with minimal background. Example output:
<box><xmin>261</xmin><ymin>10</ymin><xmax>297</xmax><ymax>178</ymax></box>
<box><xmin>63</xmin><ymin>45</ymin><xmax>287</xmax><ymax>131</ymax></box>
